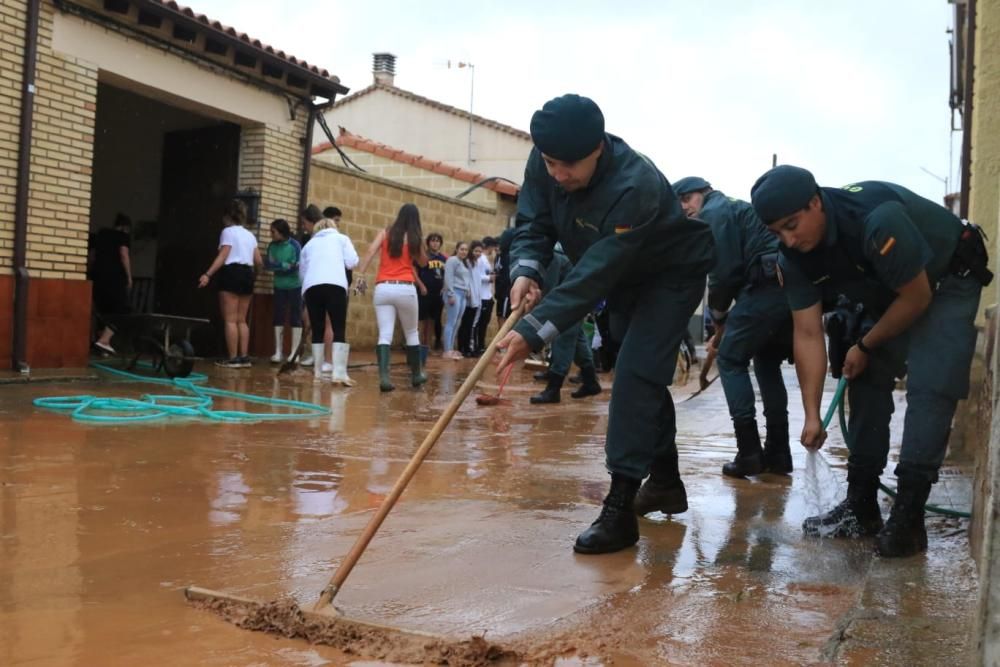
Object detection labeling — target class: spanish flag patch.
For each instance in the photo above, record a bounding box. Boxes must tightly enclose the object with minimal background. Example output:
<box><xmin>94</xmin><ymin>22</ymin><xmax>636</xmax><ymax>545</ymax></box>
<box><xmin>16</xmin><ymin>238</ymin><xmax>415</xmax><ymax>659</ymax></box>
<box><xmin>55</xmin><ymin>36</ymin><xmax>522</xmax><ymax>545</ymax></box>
<box><xmin>879</xmin><ymin>237</ymin><xmax>896</xmax><ymax>256</ymax></box>
<box><xmin>614</xmin><ymin>225</ymin><xmax>631</xmax><ymax>234</ymax></box>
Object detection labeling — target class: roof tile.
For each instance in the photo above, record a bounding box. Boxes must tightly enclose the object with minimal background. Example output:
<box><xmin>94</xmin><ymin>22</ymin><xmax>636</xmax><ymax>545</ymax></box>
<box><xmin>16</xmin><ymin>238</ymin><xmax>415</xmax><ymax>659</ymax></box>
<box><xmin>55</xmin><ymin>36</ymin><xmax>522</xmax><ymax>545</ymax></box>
<box><xmin>314</xmin><ymin>130</ymin><xmax>520</xmax><ymax>197</ymax></box>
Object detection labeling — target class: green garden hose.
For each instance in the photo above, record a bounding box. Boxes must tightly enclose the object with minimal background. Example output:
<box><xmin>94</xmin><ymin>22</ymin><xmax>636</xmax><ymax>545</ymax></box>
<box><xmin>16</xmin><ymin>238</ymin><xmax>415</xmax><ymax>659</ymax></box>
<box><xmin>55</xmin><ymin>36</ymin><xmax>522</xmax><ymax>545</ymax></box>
<box><xmin>821</xmin><ymin>376</ymin><xmax>970</xmax><ymax>519</ymax></box>
<box><xmin>33</xmin><ymin>361</ymin><xmax>330</xmax><ymax>423</ymax></box>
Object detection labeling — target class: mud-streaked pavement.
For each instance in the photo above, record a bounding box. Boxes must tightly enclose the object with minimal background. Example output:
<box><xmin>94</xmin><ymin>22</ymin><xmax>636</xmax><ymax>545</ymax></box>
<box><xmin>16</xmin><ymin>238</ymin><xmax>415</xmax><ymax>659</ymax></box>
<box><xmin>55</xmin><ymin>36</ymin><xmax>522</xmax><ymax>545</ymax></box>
<box><xmin>0</xmin><ymin>354</ymin><xmax>977</xmax><ymax>665</ymax></box>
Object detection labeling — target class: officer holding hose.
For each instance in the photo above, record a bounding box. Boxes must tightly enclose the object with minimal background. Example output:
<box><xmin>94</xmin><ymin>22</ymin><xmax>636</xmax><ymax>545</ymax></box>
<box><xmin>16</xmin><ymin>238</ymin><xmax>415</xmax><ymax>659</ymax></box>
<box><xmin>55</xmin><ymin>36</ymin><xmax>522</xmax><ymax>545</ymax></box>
<box><xmin>751</xmin><ymin>165</ymin><xmax>989</xmax><ymax>558</ymax></box>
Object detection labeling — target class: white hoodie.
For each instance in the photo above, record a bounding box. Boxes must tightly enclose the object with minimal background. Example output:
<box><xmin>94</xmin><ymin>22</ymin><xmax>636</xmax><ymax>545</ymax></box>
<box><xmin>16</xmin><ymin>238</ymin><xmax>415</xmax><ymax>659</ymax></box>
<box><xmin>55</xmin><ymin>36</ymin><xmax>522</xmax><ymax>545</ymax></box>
<box><xmin>299</xmin><ymin>228</ymin><xmax>359</xmax><ymax>293</ymax></box>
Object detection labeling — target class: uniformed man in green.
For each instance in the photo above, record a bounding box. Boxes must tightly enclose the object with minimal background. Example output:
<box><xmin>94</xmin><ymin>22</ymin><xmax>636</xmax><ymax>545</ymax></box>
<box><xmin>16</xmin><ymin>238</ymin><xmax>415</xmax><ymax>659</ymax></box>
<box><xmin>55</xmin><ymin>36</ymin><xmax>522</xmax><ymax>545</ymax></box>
<box><xmin>751</xmin><ymin>165</ymin><xmax>988</xmax><ymax>557</ymax></box>
<box><xmin>672</xmin><ymin>176</ymin><xmax>793</xmax><ymax>478</ymax></box>
<box><xmin>496</xmin><ymin>94</ymin><xmax>716</xmax><ymax>554</ymax></box>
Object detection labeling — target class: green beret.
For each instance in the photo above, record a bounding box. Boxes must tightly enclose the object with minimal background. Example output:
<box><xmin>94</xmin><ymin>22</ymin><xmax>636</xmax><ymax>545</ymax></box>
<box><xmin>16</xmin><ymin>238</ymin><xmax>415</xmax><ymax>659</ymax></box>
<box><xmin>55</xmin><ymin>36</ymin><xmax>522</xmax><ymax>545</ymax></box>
<box><xmin>530</xmin><ymin>94</ymin><xmax>605</xmax><ymax>161</ymax></box>
<box><xmin>672</xmin><ymin>176</ymin><xmax>712</xmax><ymax>196</ymax></box>
<box><xmin>751</xmin><ymin>165</ymin><xmax>818</xmax><ymax>224</ymax></box>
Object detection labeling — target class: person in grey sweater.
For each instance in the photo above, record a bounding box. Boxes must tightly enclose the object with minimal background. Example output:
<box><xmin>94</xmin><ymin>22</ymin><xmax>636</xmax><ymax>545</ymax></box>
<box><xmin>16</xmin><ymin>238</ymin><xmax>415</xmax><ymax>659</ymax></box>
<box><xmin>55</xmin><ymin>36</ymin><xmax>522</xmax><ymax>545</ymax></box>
<box><xmin>442</xmin><ymin>241</ymin><xmax>472</xmax><ymax>359</ymax></box>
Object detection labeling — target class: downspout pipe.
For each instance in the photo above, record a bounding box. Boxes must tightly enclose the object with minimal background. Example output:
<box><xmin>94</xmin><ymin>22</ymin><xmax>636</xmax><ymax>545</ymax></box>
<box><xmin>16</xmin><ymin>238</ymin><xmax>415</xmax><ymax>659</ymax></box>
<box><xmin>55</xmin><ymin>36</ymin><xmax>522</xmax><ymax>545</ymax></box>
<box><xmin>297</xmin><ymin>97</ymin><xmax>338</xmax><ymax>235</ymax></box>
<box><xmin>960</xmin><ymin>0</ymin><xmax>976</xmax><ymax>221</ymax></box>
<box><xmin>12</xmin><ymin>0</ymin><xmax>42</xmax><ymax>373</ymax></box>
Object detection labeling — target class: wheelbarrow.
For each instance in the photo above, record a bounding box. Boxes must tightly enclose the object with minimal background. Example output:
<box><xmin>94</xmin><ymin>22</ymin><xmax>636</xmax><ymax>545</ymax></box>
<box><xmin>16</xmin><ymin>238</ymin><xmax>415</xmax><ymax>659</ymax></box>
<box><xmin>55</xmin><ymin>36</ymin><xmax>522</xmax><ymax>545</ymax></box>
<box><xmin>103</xmin><ymin>313</ymin><xmax>208</xmax><ymax>378</ymax></box>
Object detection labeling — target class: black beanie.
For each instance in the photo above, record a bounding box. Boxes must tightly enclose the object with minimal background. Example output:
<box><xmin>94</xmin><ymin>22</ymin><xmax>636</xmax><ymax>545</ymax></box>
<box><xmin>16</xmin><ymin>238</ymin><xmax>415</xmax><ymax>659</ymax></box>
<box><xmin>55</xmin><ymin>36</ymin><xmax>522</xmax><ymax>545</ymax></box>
<box><xmin>530</xmin><ymin>94</ymin><xmax>605</xmax><ymax>161</ymax></box>
<box><xmin>751</xmin><ymin>165</ymin><xmax>819</xmax><ymax>224</ymax></box>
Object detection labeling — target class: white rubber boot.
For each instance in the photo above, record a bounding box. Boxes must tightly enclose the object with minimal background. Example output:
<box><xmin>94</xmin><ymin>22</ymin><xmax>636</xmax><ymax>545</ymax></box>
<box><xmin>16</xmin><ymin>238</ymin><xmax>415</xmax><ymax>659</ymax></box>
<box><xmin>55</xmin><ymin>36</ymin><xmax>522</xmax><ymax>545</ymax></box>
<box><xmin>311</xmin><ymin>343</ymin><xmax>324</xmax><ymax>383</ymax></box>
<box><xmin>331</xmin><ymin>342</ymin><xmax>356</xmax><ymax>386</ymax></box>
<box><xmin>271</xmin><ymin>326</ymin><xmax>284</xmax><ymax>363</ymax></box>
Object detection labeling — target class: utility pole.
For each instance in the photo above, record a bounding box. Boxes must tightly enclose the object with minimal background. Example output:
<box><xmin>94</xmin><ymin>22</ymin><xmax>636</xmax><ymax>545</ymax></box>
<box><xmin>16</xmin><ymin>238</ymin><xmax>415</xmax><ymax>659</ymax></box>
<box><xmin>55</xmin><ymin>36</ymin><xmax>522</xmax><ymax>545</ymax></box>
<box><xmin>449</xmin><ymin>60</ymin><xmax>475</xmax><ymax>166</ymax></box>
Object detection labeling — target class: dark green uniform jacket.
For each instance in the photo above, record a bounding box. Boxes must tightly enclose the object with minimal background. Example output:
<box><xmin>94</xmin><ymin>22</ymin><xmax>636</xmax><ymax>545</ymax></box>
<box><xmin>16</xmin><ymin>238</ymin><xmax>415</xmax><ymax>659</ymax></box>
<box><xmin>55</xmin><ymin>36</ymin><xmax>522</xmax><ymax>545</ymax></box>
<box><xmin>510</xmin><ymin>134</ymin><xmax>715</xmax><ymax>349</ymax></box>
<box><xmin>698</xmin><ymin>190</ymin><xmax>778</xmax><ymax>316</ymax></box>
<box><xmin>778</xmin><ymin>181</ymin><xmax>963</xmax><ymax>318</ymax></box>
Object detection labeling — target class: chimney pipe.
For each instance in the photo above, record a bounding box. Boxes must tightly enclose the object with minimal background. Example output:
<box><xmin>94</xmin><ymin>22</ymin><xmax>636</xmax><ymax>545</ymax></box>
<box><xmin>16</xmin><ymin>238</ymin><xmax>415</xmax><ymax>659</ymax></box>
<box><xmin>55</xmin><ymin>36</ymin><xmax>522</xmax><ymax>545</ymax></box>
<box><xmin>372</xmin><ymin>52</ymin><xmax>396</xmax><ymax>86</ymax></box>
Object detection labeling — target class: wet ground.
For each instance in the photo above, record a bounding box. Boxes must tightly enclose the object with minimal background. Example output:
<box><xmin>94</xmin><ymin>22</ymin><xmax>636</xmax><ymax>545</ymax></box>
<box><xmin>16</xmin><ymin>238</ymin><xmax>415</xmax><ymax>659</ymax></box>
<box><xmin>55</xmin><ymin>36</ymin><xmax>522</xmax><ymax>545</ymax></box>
<box><xmin>0</xmin><ymin>352</ymin><xmax>978</xmax><ymax>665</ymax></box>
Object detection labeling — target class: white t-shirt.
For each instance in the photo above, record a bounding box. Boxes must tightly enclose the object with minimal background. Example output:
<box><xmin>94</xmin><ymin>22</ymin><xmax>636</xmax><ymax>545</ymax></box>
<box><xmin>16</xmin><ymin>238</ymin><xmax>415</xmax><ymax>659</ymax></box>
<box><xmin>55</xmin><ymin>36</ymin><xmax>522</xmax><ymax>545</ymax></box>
<box><xmin>474</xmin><ymin>254</ymin><xmax>494</xmax><ymax>301</ymax></box>
<box><xmin>220</xmin><ymin>225</ymin><xmax>257</xmax><ymax>265</ymax></box>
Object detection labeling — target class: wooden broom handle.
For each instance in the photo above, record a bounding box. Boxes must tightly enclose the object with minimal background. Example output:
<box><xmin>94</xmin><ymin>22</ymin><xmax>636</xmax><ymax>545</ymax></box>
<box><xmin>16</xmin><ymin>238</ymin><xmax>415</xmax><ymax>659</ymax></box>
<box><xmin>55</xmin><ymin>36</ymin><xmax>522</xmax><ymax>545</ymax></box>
<box><xmin>314</xmin><ymin>305</ymin><xmax>525</xmax><ymax>611</ymax></box>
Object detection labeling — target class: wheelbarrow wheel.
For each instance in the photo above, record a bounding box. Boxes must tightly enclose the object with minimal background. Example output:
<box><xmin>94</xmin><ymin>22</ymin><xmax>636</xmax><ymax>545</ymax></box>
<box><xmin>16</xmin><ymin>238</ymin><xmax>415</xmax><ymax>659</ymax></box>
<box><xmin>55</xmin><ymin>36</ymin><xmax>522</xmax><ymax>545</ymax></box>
<box><xmin>163</xmin><ymin>340</ymin><xmax>195</xmax><ymax>378</ymax></box>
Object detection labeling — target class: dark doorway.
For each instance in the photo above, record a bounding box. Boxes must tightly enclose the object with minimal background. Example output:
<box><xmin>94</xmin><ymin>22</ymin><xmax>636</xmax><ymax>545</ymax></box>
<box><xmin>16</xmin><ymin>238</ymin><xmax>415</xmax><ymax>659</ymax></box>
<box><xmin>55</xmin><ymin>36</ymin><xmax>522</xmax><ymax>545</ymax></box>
<box><xmin>156</xmin><ymin>125</ymin><xmax>240</xmax><ymax>355</ymax></box>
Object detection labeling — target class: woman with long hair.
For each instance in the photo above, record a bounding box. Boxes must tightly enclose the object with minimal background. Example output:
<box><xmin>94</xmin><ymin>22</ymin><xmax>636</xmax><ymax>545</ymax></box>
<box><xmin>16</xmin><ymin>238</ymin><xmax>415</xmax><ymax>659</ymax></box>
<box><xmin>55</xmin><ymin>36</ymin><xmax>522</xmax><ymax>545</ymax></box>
<box><xmin>198</xmin><ymin>199</ymin><xmax>263</xmax><ymax>368</ymax></box>
<box><xmin>441</xmin><ymin>241</ymin><xmax>471</xmax><ymax>360</ymax></box>
<box><xmin>358</xmin><ymin>203</ymin><xmax>428</xmax><ymax>391</ymax></box>
<box><xmin>456</xmin><ymin>240</ymin><xmax>483</xmax><ymax>357</ymax></box>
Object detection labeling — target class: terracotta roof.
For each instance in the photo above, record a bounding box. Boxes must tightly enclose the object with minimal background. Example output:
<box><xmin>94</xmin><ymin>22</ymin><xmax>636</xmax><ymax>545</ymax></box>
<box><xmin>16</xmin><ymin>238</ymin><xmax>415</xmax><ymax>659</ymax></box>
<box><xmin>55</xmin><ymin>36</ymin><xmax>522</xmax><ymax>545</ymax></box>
<box><xmin>313</xmin><ymin>129</ymin><xmax>520</xmax><ymax>197</ymax></box>
<box><xmin>123</xmin><ymin>0</ymin><xmax>348</xmax><ymax>97</ymax></box>
<box><xmin>333</xmin><ymin>84</ymin><xmax>531</xmax><ymax>141</ymax></box>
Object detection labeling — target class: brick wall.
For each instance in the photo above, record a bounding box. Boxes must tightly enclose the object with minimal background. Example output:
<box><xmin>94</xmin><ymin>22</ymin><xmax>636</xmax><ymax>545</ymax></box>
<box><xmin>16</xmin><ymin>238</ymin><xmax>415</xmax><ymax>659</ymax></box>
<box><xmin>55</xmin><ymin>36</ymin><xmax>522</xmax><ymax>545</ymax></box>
<box><xmin>0</xmin><ymin>0</ymin><xmax>24</xmax><ymax>272</ymax></box>
<box><xmin>27</xmin><ymin>1</ymin><xmax>97</xmax><ymax>280</ymax></box>
<box><xmin>307</xmin><ymin>161</ymin><xmax>511</xmax><ymax>347</ymax></box>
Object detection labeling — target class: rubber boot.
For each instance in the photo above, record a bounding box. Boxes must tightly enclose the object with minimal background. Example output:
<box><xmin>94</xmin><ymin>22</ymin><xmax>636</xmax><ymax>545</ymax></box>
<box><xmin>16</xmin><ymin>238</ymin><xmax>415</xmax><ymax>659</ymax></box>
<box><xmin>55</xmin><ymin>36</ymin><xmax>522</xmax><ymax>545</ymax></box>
<box><xmin>722</xmin><ymin>419</ymin><xmax>764</xmax><ymax>478</ymax></box>
<box><xmin>803</xmin><ymin>468</ymin><xmax>883</xmax><ymax>538</ymax></box>
<box><xmin>570</xmin><ymin>366</ymin><xmax>602</xmax><ymax>399</ymax></box>
<box><xmin>635</xmin><ymin>455</ymin><xmax>688</xmax><ymax>516</ymax></box>
<box><xmin>331</xmin><ymin>342</ymin><xmax>355</xmax><ymax>386</ymax></box>
<box><xmin>574</xmin><ymin>473</ymin><xmax>641</xmax><ymax>554</ymax></box>
<box><xmin>311</xmin><ymin>343</ymin><xmax>324</xmax><ymax>383</ymax></box>
<box><xmin>875</xmin><ymin>475</ymin><xmax>931</xmax><ymax>557</ymax></box>
<box><xmin>762</xmin><ymin>418</ymin><xmax>793</xmax><ymax>474</ymax></box>
<box><xmin>530</xmin><ymin>372</ymin><xmax>564</xmax><ymax>404</ymax></box>
<box><xmin>406</xmin><ymin>345</ymin><xmax>427</xmax><ymax>387</ymax></box>
<box><xmin>271</xmin><ymin>326</ymin><xmax>284</xmax><ymax>363</ymax></box>
<box><xmin>289</xmin><ymin>327</ymin><xmax>302</xmax><ymax>362</ymax></box>
<box><xmin>376</xmin><ymin>344</ymin><xmax>395</xmax><ymax>392</ymax></box>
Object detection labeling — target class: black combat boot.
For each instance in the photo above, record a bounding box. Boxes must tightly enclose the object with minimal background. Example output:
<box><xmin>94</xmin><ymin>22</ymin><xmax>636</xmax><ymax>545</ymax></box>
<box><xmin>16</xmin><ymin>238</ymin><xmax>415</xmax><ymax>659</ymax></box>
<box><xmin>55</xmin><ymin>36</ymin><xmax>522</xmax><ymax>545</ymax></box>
<box><xmin>375</xmin><ymin>344</ymin><xmax>395</xmax><ymax>393</ymax></box>
<box><xmin>530</xmin><ymin>372</ymin><xmax>564</xmax><ymax>404</ymax></box>
<box><xmin>635</xmin><ymin>454</ymin><xmax>688</xmax><ymax>516</ymax></box>
<box><xmin>570</xmin><ymin>366</ymin><xmax>602</xmax><ymax>399</ymax></box>
<box><xmin>405</xmin><ymin>345</ymin><xmax>427</xmax><ymax>387</ymax></box>
<box><xmin>875</xmin><ymin>474</ymin><xmax>931</xmax><ymax>558</ymax></box>
<box><xmin>803</xmin><ymin>468</ymin><xmax>883</xmax><ymax>538</ymax></box>
<box><xmin>761</xmin><ymin>418</ymin><xmax>793</xmax><ymax>474</ymax></box>
<box><xmin>574</xmin><ymin>473</ymin><xmax>641</xmax><ymax>554</ymax></box>
<box><xmin>722</xmin><ymin>419</ymin><xmax>764</xmax><ymax>478</ymax></box>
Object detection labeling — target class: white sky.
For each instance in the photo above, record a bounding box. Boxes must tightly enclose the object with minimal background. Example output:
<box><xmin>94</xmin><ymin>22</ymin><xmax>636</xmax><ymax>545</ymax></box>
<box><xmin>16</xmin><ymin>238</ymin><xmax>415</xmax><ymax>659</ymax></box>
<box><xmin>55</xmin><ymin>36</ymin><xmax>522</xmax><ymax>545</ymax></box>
<box><xmin>191</xmin><ymin>0</ymin><xmax>960</xmax><ymax>203</ymax></box>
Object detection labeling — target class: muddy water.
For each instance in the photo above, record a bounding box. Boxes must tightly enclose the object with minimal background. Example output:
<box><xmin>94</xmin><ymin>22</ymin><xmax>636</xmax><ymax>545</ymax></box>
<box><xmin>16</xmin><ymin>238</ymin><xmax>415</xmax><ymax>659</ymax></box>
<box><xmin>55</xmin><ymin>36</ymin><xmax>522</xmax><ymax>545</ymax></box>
<box><xmin>0</xmin><ymin>357</ymin><xmax>977</xmax><ymax>665</ymax></box>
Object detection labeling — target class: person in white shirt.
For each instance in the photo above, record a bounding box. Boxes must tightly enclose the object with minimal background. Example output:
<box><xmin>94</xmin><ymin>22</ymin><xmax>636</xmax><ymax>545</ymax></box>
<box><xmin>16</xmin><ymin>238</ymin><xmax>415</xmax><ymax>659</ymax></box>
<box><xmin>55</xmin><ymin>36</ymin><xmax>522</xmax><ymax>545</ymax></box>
<box><xmin>198</xmin><ymin>199</ymin><xmax>262</xmax><ymax>368</ymax></box>
<box><xmin>299</xmin><ymin>218</ymin><xmax>360</xmax><ymax>384</ymax></box>
<box><xmin>473</xmin><ymin>236</ymin><xmax>498</xmax><ymax>354</ymax></box>
<box><xmin>457</xmin><ymin>240</ymin><xmax>483</xmax><ymax>356</ymax></box>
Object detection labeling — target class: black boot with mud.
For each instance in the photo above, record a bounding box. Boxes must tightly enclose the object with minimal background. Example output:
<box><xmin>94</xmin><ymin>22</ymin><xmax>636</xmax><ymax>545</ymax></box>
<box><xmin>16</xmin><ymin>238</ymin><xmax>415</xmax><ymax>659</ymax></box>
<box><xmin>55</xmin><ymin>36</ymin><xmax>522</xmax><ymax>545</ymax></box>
<box><xmin>530</xmin><ymin>372</ymin><xmax>564</xmax><ymax>404</ymax></box>
<box><xmin>803</xmin><ymin>469</ymin><xmax>883</xmax><ymax>538</ymax></box>
<box><xmin>570</xmin><ymin>366</ymin><xmax>602</xmax><ymax>399</ymax></box>
<box><xmin>722</xmin><ymin>419</ymin><xmax>763</xmax><ymax>478</ymax></box>
<box><xmin>762</xmin><ymin>419</ymin><xmax>793</xmax><ymax>474</ymax></box>
<box><xmin>574</xmin><ymin>473</ymin><xmax>641</xmax><ymax>554</ymax></box>
<box><xmin>875</xmin><ymin>475</ymin><xmax>931</xmax><ymax>558</ymax></box>
<box><xmin>635</xmin><ymin>454</ymin><xmax>688</xmax><ymax>515</ymax></box>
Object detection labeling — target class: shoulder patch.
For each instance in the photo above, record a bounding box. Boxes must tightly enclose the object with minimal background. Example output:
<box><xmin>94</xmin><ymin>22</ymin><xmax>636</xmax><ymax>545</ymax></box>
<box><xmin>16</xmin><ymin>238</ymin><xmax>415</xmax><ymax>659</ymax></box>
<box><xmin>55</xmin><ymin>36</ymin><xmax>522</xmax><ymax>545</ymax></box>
<box><xmin>841</xmin><ymin>184</ymin><xmax>863</xmax><ymax>193</ymax></box>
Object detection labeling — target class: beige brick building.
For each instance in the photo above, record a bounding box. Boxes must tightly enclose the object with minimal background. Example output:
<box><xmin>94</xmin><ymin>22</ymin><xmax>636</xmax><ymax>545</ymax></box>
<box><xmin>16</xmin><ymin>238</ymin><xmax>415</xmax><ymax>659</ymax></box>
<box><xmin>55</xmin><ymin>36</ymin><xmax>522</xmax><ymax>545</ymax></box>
<box><xmin>0</xmin><ymin>0</ymin><xmax>347</xmax><ymax>369</ymax></box>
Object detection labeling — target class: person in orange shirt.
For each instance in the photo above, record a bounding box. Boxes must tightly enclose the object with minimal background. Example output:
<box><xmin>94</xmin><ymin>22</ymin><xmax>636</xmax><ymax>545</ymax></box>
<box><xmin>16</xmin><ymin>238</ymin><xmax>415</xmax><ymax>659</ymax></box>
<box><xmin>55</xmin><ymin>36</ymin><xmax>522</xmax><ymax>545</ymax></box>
<box><xmin>358</xmin><ymin>204</ymin><xmax>429</xmax><ymax>392</ymax></box>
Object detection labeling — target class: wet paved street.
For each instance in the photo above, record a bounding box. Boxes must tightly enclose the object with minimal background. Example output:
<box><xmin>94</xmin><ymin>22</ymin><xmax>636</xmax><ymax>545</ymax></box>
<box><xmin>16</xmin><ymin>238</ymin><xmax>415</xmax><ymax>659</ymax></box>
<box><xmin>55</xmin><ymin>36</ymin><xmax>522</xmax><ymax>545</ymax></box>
<box><xmin>0</xmin><ymin>354</ymin><xmax>978</xmax><ymax>665</ymax></box>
